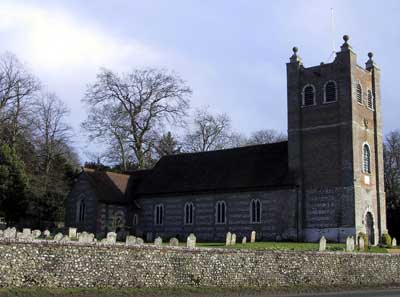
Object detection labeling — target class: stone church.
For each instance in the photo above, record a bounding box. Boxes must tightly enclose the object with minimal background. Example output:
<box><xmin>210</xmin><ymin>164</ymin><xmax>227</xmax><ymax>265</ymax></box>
<box><xmin>65</xmin><ymin>35</ymin><xmax>387</xmax><ymax>244</ymax></box>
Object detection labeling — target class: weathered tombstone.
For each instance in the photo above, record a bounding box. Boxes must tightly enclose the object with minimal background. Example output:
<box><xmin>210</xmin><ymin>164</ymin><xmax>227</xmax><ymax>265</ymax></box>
<box><xmin>358</xmin><ymin>236</ymin><xmax>365</xmax><ymax>251</ymax></box>
<box><xmin>154</xmin><ymin>236</ymin><xmax>162</xmax><ymax>246</ymax></box>
<box><xmin>251</xmin><ymin>231</ymin><xmax>256</xmax><ymax>243</ymax></box>
<box><xmin>126</xmin><ymin>235</ymin><xmax>137</xmax><ymax>246</ymax></box>
<box><xmin>187</xmin><ymin>233</ymin><xmax>196</xmax><ymax>248</ymax></box>
<box><xmin>319</xmin><ymin>236</ymin><xmax>327</xmax><ymax>252</ymax></box>
<box><xmin>22</xmin><ymin>228</ymin><xmax>31</xmax><ymax>236</ymax></box>
<box><xmin>16</xmin><ymin>232</ymin><xmax>23</xmax><ymax>240</ymax></box>
<box><xmin>54</xmin><ymin>233</ymin><xmax>63</xmax><ymax>241</ymax></box>
<box><xmin>136</xmin><ymin>238</ymin><xmax>144</xmax><ymax>245</ymax></box>
<box><xmin>106</xmin><ymin>232</ymin><xmax>117</xmax><ymax>244</ymax></box>
<box><xmin>392</xmin><ymin>238</ymin><xmax>397</xmax><ymax>248</ymax></box>
<box><xmin>68</xmin><ymin>228</ymin><xmax>77</xmax><ymax>239</ymax></box>
<box><xmin>32</xmin><ymin>230</ymin><xmax>41</xmax><ymax>239</ymax></box>
<box><xmin>225</xmin><ymin>232</ymin><xmax>232</xmax><ymax>246</ymax></box>
<box><xmin>346</xmin><ymin>236</ymin><xmax>355</xmax><ymax>252</ymax></box>
<box><xmin>231</xmin><ymin>233</ymin><xmax>237</xmax><ymax>245</ymax></box>
<box><xmin>242</xmin><ymin>236</ymin><xmax>247</xmax><ymax>244</ymax></box>
<box><xmin>43</xmin><ymin>230</ymin><xmax>51</xmax><ymax>238</ymax></box>
<box><xmin>146</xmin><ymin>232</ymin><xmax>153</xmax><ymax>242</ymax></box>
<box><xmin>61</xmin><ymin>235</ymin><xmax>70</xmax><ymax>242</ymax></box>
<box><xmin>169</xmin><ymin>237</ymin><xmax>179</xmax><ymax>247</ymax></box>
<box><xmin>78</xmin><ymin>232</ymin><xmax>94</xmax><ymax>244</ymax></box>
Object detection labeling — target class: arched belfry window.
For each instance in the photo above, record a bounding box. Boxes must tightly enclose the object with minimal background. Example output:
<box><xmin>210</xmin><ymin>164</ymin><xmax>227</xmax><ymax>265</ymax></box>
<box><xmin>356</xmin><ymin>83</ymin><xmax>363</xmax><ymax>104</ymax></box>
<box><xmin>215</xmin><ymin>201</ymin><xmax>226</xmax><ymax>224</ymax></box>
<box><xmin>154</xmin><ymin>204</ymin><xmax>164</xmax><ymax>225</ymax></box>
<box><xmin>324</xmin><ymin>81</ymin><xmax>337</xmax><ymax>103</ymax></box>
<box><xmin>367</xmin><ymin>90</ymin><xmax>374</xmax><ymax>109</ymax></box>
<box><xmin>250</xmin><ymin>199</ymin><xmax>261</xmax><ymax>223</ymax></box>
<box><xmin>184</xmin><ymin>202</ymin><xmax>194</xmax><ymax>225</ymax></box>
<box><xmin>77</xmin><ymin>199</ymin><xmax>86</xmax><ymax>223</ymax></box>
<box><xmin>363</xmin><ymin>144</ymin><xmax>371</xmax><ymax>173</ymax></box>
<box><xmin>302</xmin><ymin>84</ymin><xmax>316</xmax><ymax>106</ymax></box>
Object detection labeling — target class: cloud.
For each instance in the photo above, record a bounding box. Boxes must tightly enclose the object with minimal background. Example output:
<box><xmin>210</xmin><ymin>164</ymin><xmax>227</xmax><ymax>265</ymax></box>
<box><xmin>0</xmin><ymin>1</ymin><xmax>161</xmax><ymax>72</ymax></box>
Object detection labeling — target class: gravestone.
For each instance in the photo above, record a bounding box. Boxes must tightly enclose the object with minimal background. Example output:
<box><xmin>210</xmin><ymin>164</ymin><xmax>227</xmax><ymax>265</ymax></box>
<box><xmin>346</xmin><ymin>236</ymin><xmax>355</xmax><ymax>252</ymax></box>
<box><xmin>22</xmin><ymin>228</ymin><xmax>31</xmax><ymax>237</ymax></box>
<box><xmin>4</xmin><ymin>227</ymin><xmax>17</xmax><ymax>239</ymax></box>
<box><xmin>78</xmin><ymin>232</ymin><xmax>94</xmax><ymax>244</ymax></box>
<box><xmin>187</xmin><ymin>233</ymin><xmax>196</xmax><ymax>248</ymax></box>
<box><xmin>61</xmin><ymin>235</ymin><xmax>70</xmax><ymax>242</ymax></box>
<box><xmin>251</xmin><ymin>231</ymin><xmax>256</xmax><ymax>243</ymax></box>
<box><xmin>106</xmin><ymin>232</ymin><xmax>117</xmax><ymax>244</ymax></box>
<box><xmin>154</xmin><ymin>236</ymin><xmax>162</xmax><ymax>246</ymax></box>
<box><xmin>126</xmin><ymin>235</ymin><xmax>137</xmax><ymax>246</ymax></box>
<box><xmin>242</xmin><ymin>236</ymin><xmax>247</xmax><ymax>244</ymax></box>
<box><xmin>43</xmin><ymin>230</ymin><xmax>51</xmax><ymax>238</ymax></box>
<box><xmin>69</xmin><ymin>228</ymin><xmax>77</xmax><ymax>239</ymax></box>
<box><xmin>392</xmin><ymin>238</ymin><xmax>397</xmax><ymax>247</ymax></box>
<box><xmin>146</xmin><ymin>232</ymin><xmax>153</xmax><ymax>242</ymax></box>
<box><xmin>231</xmin><ymin>233</ymin><xmax>237</xmax><ymax>245</ymax></box>
<box><xmin>358</xmin><ymin>236</ymin><xmax>365</xmax><ymax>251</ymax></box>
<box><xmin>136</xmin><ymin>238</ymin><xmax>144</xmax><ymax>245</ymax></box>
<box><xmin>54</xmin><ymin>233</ymin><xmax>63</xmax><ymax>241</ymax></box>
<box><xmin>32</xmin><ymin>230</ymin><xmax>41</xmax><ymax>239</ymax></box>
<box><xmin>225</xmin><ymin>232</ymin><xmax>232</xmax><ymax>246</ymax></box>
<box><xmin>169</xmin><ymin>237</ymin><xmax>179</xmax><ymax>247</ymax></box>
<box><xmin>319</xmin><ymin>236</ymin><xmax>327</xmax><ymax>251</ymax></box>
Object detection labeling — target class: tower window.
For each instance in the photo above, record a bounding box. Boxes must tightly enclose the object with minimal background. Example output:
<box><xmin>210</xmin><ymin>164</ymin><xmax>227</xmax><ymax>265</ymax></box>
<box><xmin>302</xmin><ymin>84</ymin><xmax>316</xmax><ymax>106</ymax></box>
<box><xmin>154</xmin><ymin>204</ymin><xmax>164</xmax><ymax>225</ymax></box>
<box><xmin>356</xmin><ymin>84</ymin><xmax>363</xmax><ymax>104</ymax></box>
<box><xmin>367</xmin><ymin>90</ymin><xmax>374</xmax><ymax>110</ymax></box>
<box><xmin>133</xmin><ymin>214</ymin><xmax>139</xmax><ymax>226</ymax></box>
<box><xmin>250</xmin><ymin>199</ymin><xmax>262</xmax><ymax>223</ymax></box>
<box><xmin>184</xmin><ymin>202</ymin><xmax>194</xmax><ymax>225</ymax></box>
<box><xmin>215</xmin><ymin>201</ymin><xmax>226</xmax><ymax>224</ymax></box>
<box><xmin>363</xmin><ymin>144</ymin><xmax>371</xmax><ymax>174</ymax></box>
<box><xmin>324</xmin><ymin>81</ymin><xmax>337</xmax><ymax>103</ymax></box>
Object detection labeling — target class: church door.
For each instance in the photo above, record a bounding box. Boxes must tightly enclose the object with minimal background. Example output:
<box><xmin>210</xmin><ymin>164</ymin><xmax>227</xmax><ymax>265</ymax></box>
<box><xmin>365</xmin><ymin>212</ymin><xmax>374</xmax><ymax>245</ymax></box>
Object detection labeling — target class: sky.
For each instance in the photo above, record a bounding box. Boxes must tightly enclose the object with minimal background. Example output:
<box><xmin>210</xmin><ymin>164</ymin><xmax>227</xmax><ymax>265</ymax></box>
<box><xmin>0</xmin><ymin>0</ymin><xmax>399</xmax><ymax>162</ymax></box>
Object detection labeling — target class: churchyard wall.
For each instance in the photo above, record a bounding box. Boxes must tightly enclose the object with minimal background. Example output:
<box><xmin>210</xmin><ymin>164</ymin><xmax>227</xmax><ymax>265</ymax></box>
<box><xmin>0</xmin><ymin>240</ymin><xmax>399</xmax><ymax>289</ymax></box>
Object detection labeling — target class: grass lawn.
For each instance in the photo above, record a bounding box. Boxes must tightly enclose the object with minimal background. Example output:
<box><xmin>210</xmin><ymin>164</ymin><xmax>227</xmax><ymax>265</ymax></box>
<box><xmin>166</xmin><ymin>241</ymin><xmax>388</xmax><ymax>253</ymax></box>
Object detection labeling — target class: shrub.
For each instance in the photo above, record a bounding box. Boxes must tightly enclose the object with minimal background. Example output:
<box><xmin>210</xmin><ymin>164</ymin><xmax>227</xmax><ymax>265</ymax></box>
<box><xmin>382</xmin><ymin>232</ymin><xmax>392</xmax><ymax>247</ymax></box>
<box><xmin>357</xmin><ymin>232</ymin><xmax>369</xmax><ymax>251</ymax></box>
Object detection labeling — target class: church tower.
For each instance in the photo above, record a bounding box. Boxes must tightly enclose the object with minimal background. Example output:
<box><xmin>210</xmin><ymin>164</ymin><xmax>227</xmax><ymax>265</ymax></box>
<box><xmin>287</xmin><ymin>35</ymin><xmax>387</xmax><ymax>244</ymax></box>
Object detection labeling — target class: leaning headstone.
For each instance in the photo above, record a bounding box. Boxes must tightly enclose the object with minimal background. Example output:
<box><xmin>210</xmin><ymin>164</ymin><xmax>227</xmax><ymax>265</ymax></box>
<box><xmin>251</xmin><ymin>231</ymin><xmax>256</xmax><ymax>243</ymax></box>
<box><xmin>358</xmin><ymin>236</ymin><xmax>365</xmax><ymax>251</ymax></box>
<box><xmin>169</xmin><ymin>237</ymin><xmax>179</xmax><ymax>247</ymax></box>
<box><xmin>136</xmin><ymin>238</ymin><xmax>144</xmax><ymax>245</ymax></box>
<box><xmin>154</xmin><ymin>236</ymin><xmax>162</xmax><ymax>246</ymax></box>
<box><xmin>54</xmin><ymin>233</ymin><xmax>63</xmax><ymax>241</ymax></box>
<box><xmin>319</xmin><ymin>236</ymin><xmax>327</xmax><ymax>252</ymax></box>
<box><xmin>43</xmin><ymin>230</ymin><xmax>51</xmax><ymax>238</ymax></box>
<box><xmin>225</xmin><ymin>232</ymin><xmax>232</xmax><ymax>246</ymax></box>
<box><xmin>106</xmin><ymin>232</ymin><xmax>117</xmax><ymax>244</ymax></box>
<box><xmin>392</xmin><ymin>238</ymin><xmax>397</xmax><ymax>248</ymax></box>
<box><xmin>32</xmin><ymin>230</ymin><xmax>41</xmax><ymax>239</ymax></box>
<box><xmin>68</xmin><ymin>228</ymin><xmax>77</xmax><ymax>239</ymax></box>
<box><xmin>5</xmin><ymin>227</ymin><xmax>17</xmax><ymax>239</ymax></box>
<box><xmin>126</xmin><ymin>235</ymin><xmax>137</xmax><ymax>246</ymax></box>
<box><xmin>231</xmin><ymin>233</ymin><xmax>237</xmax><ymax>245</ymax></box>
<box><xmin>187</xmin><ymin>233</ymin><xmax>196</xmax><ymax>248</ymax></box>
<box><xmin>242</xmin><ymin>236</ymin><xmax>247</xmax><ymax>244</ymax></box>
<box><xmin>346</xmin><ymin>236</ymin><xmax>355</xmax><ymax>252</ymax></box>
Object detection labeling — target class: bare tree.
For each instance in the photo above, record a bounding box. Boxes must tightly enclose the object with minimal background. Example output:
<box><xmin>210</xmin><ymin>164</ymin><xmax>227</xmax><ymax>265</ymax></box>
<box><xmin>82</xmin><ymin>68</ymin><xmax>192</xmax><ymax>169</ymax></box>
<box><xmin>0</xmin><ymin>52</ymin><xmax>40</xmax><ymax>147</ymax></box>
<box><xmin>247</xmin><ymin>129</ymin><xmax>287</xmax><ymax>145</ymax></box>
<box><xmin>183</xmin><ymin>107</ymin><xmax>236</xmax><ymax>152</ymax></box>
<box><xmin>32</xmin><ymin>93</ymin><xmax>72</xmax><ymax>191</ymax></box>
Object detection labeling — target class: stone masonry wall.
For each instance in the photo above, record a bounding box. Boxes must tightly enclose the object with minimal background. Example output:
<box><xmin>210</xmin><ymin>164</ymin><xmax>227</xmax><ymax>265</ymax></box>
<box><xmin>0</xmin><ymin>241</ymin><xmax>399</xmax><ymax>288</ymax></box>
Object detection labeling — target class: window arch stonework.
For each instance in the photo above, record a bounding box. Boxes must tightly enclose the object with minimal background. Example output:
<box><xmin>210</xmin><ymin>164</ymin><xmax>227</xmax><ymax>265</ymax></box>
<box><xmin>363</xmin><ymin>143</ymin><xmax>371</xmax><ymax>174</ymax></box>
<box><xmin>184</xmin><ymin>202</ymin><xmax>194</xmax><ymax>225</ymax></box>
<box><xmin>250</xmin><ymin>199</ymin><xmax>262</xmax><ymax>223</ymax></box>
<box><xmin>215</xmin><ymin>201</ymin><xmax>226</xmax><ymax>224</ymax></box>
<box><xmin>302</xmin><ymin>84</ymin><xmax>316</xmax><ymax>106</ymax></box>
<box><xmin>323</xmin><ymin>80</ymin><xmax>337</xmax><ymax>103</ymax></box>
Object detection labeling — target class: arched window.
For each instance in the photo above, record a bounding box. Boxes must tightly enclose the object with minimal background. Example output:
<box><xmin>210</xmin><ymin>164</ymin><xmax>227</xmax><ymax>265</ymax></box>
<box><xmin>250</xmin><ymin>199</ymin><xmax>261</xmax><ymax>223</ymax></box>
<box><xmin>363</xmin><ymin>144</ymin><xmax>371</xmax><ymax>173</ymax></box>
<box><xmin>302</xmin><ymin>84</ymin><xmax>316</xmax><ymax>106</ymax></box>
<box><xmin>133</xmin><ymin>214</ymin><xmax>139</xmax><ymax>226</ymax></box>
<box><xmin>184</xmin><ymin>202</ymin><xmax>194</xmax><ymax>225</ymax></box>
<box><xmin>154</xmin><ymin>204</ymin><xmax>164</xmax><ymax>225</ymax></box>
<box><xmin>215</xmin><ymin>201</ymin><xmax>226</xmax><ymax>224</ymax></box>
<box><xmin>356</xmin><ymin>83</ymin><xmax>363</xmax><ymax>104</ymax></box>
<box><xmin>78</xmin><ymin>199</ymin><xmax>86</xmax><ymax>223</ymax></box>
<box><xmin>367</xmin><ymin>90</ymin><xmax>374</xmax><ymax>109</ymax></box>
<box><xmin>324</xmin><ymin>81</ymin><xmax>337</xmax><ymax>103</ymax></box>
